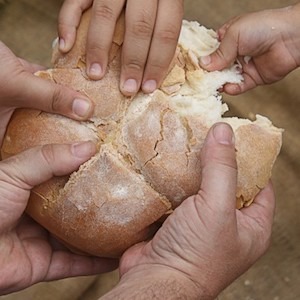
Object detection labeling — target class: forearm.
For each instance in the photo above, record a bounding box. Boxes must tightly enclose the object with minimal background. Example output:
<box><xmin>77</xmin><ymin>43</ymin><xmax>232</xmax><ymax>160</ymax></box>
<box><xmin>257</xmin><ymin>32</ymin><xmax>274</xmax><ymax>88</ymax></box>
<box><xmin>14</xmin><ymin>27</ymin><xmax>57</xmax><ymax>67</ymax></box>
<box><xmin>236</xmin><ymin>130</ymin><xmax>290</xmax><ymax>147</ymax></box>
<box><xmin>99</xmin><ymin>266</ymin><xmax>215</xmax><ymax>300</ymax></box>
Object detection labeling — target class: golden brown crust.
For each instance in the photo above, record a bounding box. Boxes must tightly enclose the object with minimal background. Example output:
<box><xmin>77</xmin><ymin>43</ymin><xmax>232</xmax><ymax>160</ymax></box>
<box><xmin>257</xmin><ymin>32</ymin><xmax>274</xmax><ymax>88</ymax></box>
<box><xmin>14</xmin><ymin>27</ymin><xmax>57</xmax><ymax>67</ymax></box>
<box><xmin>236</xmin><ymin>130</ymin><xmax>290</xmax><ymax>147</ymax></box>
<box><xmin>233</xmin><ymin>122</ymin><xmax>282</xmax><ymax>208</ymax></box>
<box><xmin>0</xmin><ymin>9</ymin><xmax>283</xmax><ymax>257</ymax></box>
<box><xmin>1</xmin><ymin>109</ymin><xmax>98</xmax><ymax>158</ymax></box>
<box><xmin>27</xmin><ymin>144</ymin><xmax>171</xmax><ymax>257</ymax></box>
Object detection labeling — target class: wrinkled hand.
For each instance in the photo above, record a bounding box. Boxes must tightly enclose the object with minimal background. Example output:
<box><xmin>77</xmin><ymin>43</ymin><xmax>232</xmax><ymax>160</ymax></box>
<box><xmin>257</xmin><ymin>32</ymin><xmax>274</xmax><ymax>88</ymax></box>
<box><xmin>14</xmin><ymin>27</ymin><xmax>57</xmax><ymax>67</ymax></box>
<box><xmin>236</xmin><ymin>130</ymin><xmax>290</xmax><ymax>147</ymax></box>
<box><xmin>199</xmin><ymin>3</ymin><xmax>300</xmax><ymax>95</ymax></box>
<box><xmin>58</xmin><ymin>0</ymin><xmax>184</xmax><ymax>96</ymax></box>
<box><xmin>0</xmin><ymin>41</ymin><xmax>95</xmax><ymax>144</ymax></box>
<box><xmin>0</xmin><ymin>142</ymin><xmax>118</xmax><ymax>295</ymax></box>
<box><xmin>107</xmin><ymin>123</ymin><xmax>275</xmax><ymax>299</ymax></box>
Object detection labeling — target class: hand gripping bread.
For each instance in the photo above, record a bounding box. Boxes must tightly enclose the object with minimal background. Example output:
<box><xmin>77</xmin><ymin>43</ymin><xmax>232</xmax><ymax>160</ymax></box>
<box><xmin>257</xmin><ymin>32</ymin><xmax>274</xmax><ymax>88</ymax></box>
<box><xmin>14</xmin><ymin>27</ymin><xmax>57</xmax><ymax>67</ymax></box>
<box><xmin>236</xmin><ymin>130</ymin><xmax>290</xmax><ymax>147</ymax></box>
<box><xmin>1</xmin><ymin>10</ymin><xmax>283</xmax><ymax>257</ymax></box>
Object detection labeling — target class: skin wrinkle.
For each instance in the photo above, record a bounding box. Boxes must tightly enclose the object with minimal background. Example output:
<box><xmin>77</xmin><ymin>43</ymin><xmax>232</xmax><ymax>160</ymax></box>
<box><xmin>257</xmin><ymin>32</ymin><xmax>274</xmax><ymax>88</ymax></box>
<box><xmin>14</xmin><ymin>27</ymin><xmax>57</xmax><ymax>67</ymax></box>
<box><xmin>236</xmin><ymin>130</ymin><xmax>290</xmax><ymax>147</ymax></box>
<box><xmin>242</xmin><ymin>206</ymin><xmax>269</xmax><ymax>233</ymax></box>
<box><xmin>0</xmin><ymin>233</ymin><xmax>14</xmax><ymax>259</ymax></box>
<box><xmin>53</xmin><ymin>252</ymin><xmax>76</xmax><ymax>278</ymax></box>
<box><xmin>0</xmin><ymin>165</ymin><xmax>32</xmax><ymax>191</ymax></box>
<box><xmin>130</xmin><ymin>18</ymin><xmax>155</xmax><ymax>41</ymax></box>
<box><xmin>155</xmin><ymin>25</ymin><xmax>180</xmax><ymax>47</ymax></box>
<box><xmin>163</xmin><ymin>229</ymin><xmax>192</xmax><ymax>263</ymax></box>
<box><xmin>174</xmin><ymin>207</ymin><xmax>209</xmax><ymax>260</ymax></box>
<box><xmin>191</xmin><ymin>193</ymin><xmax>213</xmax><ymax>233</ymax></box>
<box><xmin>147</xmin><ymin>216</ymin><xmax>204</xmax><ymax>278</ymax></box>
<box><xmin>236</xmin><ymin>219</ymin><xmax>263</xmax><ymax>255</ymax></box>
<box><xmin>87</xmin><ymin>42</ymin><xmax>109</xmax><ymax>53</ymax></box>
<box><xmin>93</xmin><ymin>3</ymin><xmax>119</xmax><ymax>23</ymax></box>
<box><xmin>0</xmin><ymin>193</ymin><xmax>27</xmax><ymax>232</ymax></box>
<box><xmin>40</xmin><ymin>146</ymin><xmax>59</xmax><ymax>175</ymax></box>
<box><xmin>118</xmin><ymin>268</ymin><xmax>204</xmax><ymax>300</ymax></box>
<box><xmin>0</xmin><ymin>235</ymin><xmax>32</xmax><ymax>293</ymax></box>
<box><xmin>21</xmin><ymin>237</ymin><xmax>45</xmax><ymax>283</ymax></box>
<box><xmin>279</xmin><ymin>34</ymin><xmax>298</xmax><ymax>71</ymax></box>
<box><xmin>0</xmin><ymin>110</ymin><xmax>14</xmax><ymax>142</ymax></box>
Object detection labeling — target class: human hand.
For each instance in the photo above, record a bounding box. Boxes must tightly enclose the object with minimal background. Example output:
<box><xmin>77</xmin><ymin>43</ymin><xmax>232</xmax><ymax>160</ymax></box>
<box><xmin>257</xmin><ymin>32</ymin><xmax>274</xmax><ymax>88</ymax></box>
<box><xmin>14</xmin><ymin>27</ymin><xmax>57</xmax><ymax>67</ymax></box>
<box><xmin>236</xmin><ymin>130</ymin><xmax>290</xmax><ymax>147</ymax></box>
<box><xmin>102</xmin><ymin>123</ymin><xmax>275</xmax><ymax>299</ymax></box>
<box><xmin>0</xmin><ymin>41</ymin><xmax>95</xmax><ymax>145</ymax></box>
<box><xmin>0</xmin><ymin>142</ymin><xmax>118</xmax><ymax>295</ymax></box>
<box><xmin>199</xmin><ymin>3</ymin><xmax>300</xmax><ymax>95</ymax></box>
<box><xmin>58</xmin><ymin>0</ymin><xmax>184</xmax><ymax>96</ymax></box>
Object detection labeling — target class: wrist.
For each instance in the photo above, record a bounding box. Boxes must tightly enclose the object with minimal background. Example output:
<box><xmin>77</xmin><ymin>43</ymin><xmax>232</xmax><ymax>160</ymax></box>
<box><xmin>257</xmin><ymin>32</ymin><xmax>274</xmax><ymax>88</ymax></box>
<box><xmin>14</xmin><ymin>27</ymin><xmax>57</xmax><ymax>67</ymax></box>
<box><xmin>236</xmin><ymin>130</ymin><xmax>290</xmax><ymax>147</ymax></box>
<box><xmin>100</xmin><ymin>265</ymin><xmax>217</xmax><ymax>300</ymax></box>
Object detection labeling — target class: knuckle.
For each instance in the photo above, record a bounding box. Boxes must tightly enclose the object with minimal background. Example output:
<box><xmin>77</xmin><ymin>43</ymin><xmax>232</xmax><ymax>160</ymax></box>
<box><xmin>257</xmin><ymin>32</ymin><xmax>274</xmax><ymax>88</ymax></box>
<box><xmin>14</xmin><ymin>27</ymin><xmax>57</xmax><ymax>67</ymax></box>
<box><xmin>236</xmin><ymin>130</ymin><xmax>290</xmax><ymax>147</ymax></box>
<box><xmin>173</xmin><ymin>0</ymin><xmax>185</xmax><ymax>12</ymax></box>
<box><xmin>0</xmin><ymin>160</ymin><xmax>16</xmax><ymax>183</ymax></box>
<box><xmin>57</xmin><ymin>22</ymin><xmax>73</xmax><ymax>32</ymax></box>
<box><xmin>51</xmin><ymin>87</ymin><xmax>64</xmax><ymax>112</ymax></box>
<box><xmin>124</xmin><ymin>59</ymin><xmax>144</xmax><ymax>72</ymax></box>
<box><xmin>41</xmin><ymin>144</ymin><xmax>56</xmax><ymax>168</ymax></box>
<box><xmin>217</xmin><ymin>155</ymin><xmax>237</xmax><ymax>171</ymax></box>
<box><xmin>93</xmin><ymin>4</ymin><xmax>116</xmax><ymax>21</ymax></box>
<box><xmin>131</xmin><ymin>19</ymin><xmax>153</xmax><ymax>38</ymax></box>
<box><xmin>211</xmin><ymin>48</ymin><xmax>234</xmax><ymax>70</ymax></box>
<box><xmin>147</xmin><ymin>58</ymin><xmax>169</xmax><ymax>71</ymax></box>
<box><xmin>156</xmin><ymin>26</ymin><xmax>179</xmax><ymax>44</ymax></box>
<box><xmin>87</xmin><ymin>41</ymin><xmax>108</xmax><ymax>53</ymax></box>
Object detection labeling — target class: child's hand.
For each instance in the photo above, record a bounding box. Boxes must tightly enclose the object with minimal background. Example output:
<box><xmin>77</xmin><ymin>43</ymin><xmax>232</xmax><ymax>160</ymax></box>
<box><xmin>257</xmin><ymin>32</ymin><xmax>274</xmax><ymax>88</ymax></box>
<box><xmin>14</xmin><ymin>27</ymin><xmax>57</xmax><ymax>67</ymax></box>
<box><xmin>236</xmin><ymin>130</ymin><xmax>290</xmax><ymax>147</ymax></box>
<box><xmin>58</xmin><ymin>0</ymin><xmax>184</xmax><ymax>96</ymax></box>
<box><xmin>200</xmin><ymin>3</ymin><xmax>300</xmax><ymax>95</ymax></box>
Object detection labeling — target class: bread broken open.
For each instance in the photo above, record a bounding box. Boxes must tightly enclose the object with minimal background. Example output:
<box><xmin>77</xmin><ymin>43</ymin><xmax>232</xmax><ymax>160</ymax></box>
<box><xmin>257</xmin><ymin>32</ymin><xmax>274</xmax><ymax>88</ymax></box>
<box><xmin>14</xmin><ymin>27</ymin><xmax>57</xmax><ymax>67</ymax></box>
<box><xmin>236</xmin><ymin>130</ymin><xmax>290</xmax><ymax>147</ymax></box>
<box><xmin>1</xmin><ymin>10</ymin><xmax>282</xmax><ymax>257</ymax></box>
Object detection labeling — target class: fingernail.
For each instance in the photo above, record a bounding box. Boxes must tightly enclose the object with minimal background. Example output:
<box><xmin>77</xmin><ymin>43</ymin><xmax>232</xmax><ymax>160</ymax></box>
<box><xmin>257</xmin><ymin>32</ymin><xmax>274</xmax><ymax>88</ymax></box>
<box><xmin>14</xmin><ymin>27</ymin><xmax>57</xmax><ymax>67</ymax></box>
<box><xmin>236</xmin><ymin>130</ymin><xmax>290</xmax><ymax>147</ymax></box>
<box><xmin>89</xmin><ymin>63</ymin><xmax>102</xmax><ymax>78</ymax></box>
<box><xmin>122</xmin><ymin>79</ymin><xmax>138</xmax><ymax>94</ymax></box>
<box><xmin>72</xmin><ymin>98</ymin><xmax>91</xmax><ymax>118</ymax></box>
<box><xmin>200</xmin><ymin>55</ymin><xmax>211</xmax><ymax>66</ymax></box>
<box><xmin>143</xmin><ymin>80</ymin><xmax>157</xmax><ymax>93</ymax></box>
<box><xmin>213</xmin><ymin>123</ymin><xmax>234</xmax><ymax>145</ymax></box>
<box><xmin>72</xmin><ymin>141</ymin><xmax>96</xmax><ymax>158</ymax></box>
<box><xmin>59</xmin><ymin>38</ymin><xmax>65</xmax><ymax>51</ymax></box>
<box><xmin>52</xmin><ymin>37</ymin><xmax>59</xmax><ymax>49</ymax></box>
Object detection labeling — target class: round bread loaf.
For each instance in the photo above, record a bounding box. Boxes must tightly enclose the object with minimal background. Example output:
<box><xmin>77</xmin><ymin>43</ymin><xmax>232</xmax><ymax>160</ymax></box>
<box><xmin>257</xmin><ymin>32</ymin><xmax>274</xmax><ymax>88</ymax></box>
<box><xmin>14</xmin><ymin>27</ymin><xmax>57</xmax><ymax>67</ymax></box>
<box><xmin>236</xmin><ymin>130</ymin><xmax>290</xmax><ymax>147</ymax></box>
<box><xmin>1</xmin><ymin>10</ymin><xmax>282</xmax><ymax>257</ymax></box>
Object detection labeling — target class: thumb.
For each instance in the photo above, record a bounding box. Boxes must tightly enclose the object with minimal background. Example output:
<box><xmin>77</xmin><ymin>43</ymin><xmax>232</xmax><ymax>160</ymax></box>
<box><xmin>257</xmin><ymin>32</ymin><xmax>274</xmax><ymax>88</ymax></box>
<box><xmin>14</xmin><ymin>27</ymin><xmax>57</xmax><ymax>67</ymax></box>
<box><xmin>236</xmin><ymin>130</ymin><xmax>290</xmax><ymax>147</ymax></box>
<box><xmin>198</xmin><ymin>123</ymin><xmax>237</xmax><ymax>216</ymax></box>
<box><xmin>0</xmin><ymin>141</ymin><xmax>96</xmax><ymax>189</ymax></box>
<box><xmin>0</xmin><ymin>141</ymin><xmax>96</xmax><ymax>231</ymax></box>
<box><xmin>199</xmin><ymin>27</ymin><xmax>239</xmax><ymax>71</ymax></box>
<box><xmin>18</xmin><ymin>58</ymin><xmax>46</xmax><ymax>74</ymax></box>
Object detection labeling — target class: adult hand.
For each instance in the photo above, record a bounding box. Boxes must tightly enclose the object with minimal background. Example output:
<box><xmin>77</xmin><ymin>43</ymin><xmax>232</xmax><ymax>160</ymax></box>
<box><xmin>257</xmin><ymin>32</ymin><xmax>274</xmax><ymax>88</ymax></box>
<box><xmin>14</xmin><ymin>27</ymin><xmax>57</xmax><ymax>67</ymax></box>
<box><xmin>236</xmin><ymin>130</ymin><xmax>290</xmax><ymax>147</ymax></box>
<box><xmin>58</xmin><ymin>0</ymin><xmax>184</xmax><ymax>96</ymax></box>
<box><xmin>101</xmin><ymin>123</ymin><xmax>275</xmax><ymax>299</ymax></box>
<box><xmin>199</xmin><ymin>3</ymin><xmax>300</xmax><ymax>95</ymax></box>
<box><xmin>0</xmin><ymin>41</ymin><xmax>95</xmax><ymax>145</ymax></box>
<box><xmin>0</xmin><ymin>142</ymin><xmax>118</xmax><ymax>295</ymax></box>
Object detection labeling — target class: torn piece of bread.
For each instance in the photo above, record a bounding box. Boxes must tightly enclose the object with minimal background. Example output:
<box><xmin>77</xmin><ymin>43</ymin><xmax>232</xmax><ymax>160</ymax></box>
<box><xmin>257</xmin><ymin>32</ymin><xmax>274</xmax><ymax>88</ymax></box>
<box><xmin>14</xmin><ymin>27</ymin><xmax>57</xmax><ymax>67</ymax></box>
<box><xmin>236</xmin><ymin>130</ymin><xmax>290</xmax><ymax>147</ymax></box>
<box><xmin>1</xmin><ymin>10</ymin><xmax>282</xmax><ymax>257</ymax></box>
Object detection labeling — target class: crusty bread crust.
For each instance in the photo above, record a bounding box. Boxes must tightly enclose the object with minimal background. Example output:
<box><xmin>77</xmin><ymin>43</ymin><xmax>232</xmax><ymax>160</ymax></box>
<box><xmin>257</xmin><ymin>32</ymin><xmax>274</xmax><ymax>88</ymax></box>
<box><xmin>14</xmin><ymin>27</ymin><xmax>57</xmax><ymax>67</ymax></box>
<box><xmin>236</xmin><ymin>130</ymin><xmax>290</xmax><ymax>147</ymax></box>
<box><xmin>1</xmin><ymin>9</ymin><xmax>282</xmax><ymax>257</ymax></box>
